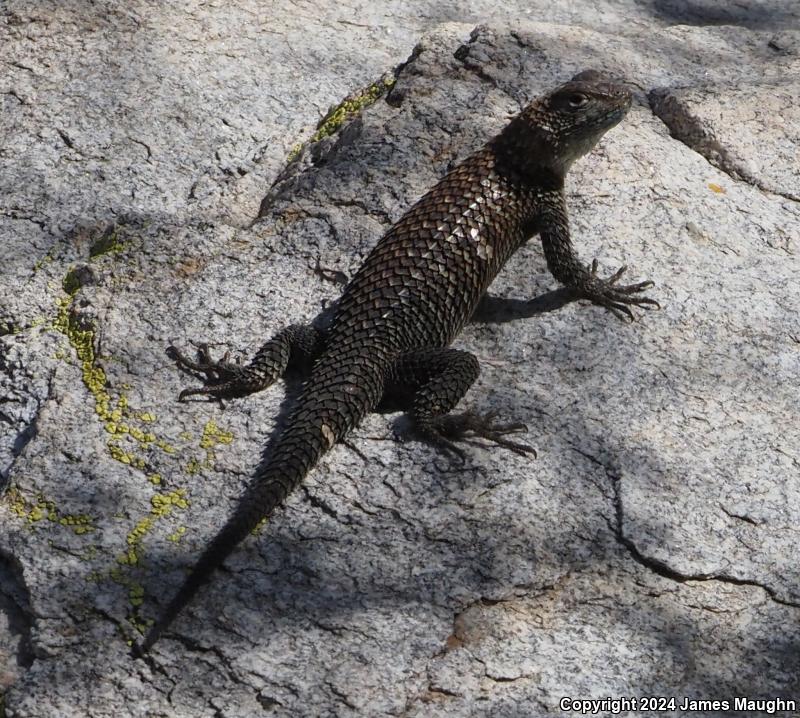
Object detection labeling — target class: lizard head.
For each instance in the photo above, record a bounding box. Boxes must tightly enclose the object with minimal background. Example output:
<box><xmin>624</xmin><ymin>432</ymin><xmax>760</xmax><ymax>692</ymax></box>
<box><xmin>498</xmin><ymin>69</ymin><xmax>633</xmax><ymax>177</ymax></box>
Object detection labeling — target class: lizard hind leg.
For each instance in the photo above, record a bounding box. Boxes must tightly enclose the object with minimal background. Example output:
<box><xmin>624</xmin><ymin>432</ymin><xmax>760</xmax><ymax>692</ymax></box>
<box><xmin>168</xmin><ymin>324</ymin><xmax>324</xmax><ymax>400</ymax></box>
<box><xmin>387</xmin><ymin>349</ymin><xmax>537</xmax><ymax>460</ymax></box>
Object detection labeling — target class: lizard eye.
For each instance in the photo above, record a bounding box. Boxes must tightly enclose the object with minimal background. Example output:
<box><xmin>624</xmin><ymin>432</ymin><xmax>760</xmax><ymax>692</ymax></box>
<box><xmin>567</xmin><ymin>93</ymin><xmax>589</xmax><ymax>108</ymax></box>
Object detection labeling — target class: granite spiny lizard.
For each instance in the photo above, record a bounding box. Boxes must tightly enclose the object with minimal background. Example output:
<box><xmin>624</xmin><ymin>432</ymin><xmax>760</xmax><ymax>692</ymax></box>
<box><xmin>134</xmin><ymin>69</ymin><xmax>657</xmax><ymax>655</ymax></box>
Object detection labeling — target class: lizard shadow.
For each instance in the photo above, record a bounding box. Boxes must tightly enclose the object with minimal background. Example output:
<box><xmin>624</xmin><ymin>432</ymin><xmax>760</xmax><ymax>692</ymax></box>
<box><xmin>642</xmin><ymin>0</ymin><xmax>793</xmax><ymax>29</ymax></box>
<box><xmin>131</xmin><ymin>298</ymin><xmax>800</xmax><ymax>705</ymax></box>
<box><xmin>173</xmin><ymin>287</ymin><xmax>579</xmax><ymax>452</ymax></box>
<box><xmin>156</xmin><ymin>272</ymin><xmax>800</xmax><ymax>706</ymax></box>
<box><xmin>471</xmin><ymin>287</ymin><xmax>581</xmax><ymax>324</ymax></box>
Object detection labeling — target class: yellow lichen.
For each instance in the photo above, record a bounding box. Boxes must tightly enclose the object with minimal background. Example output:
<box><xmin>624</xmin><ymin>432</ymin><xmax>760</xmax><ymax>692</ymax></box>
<box><xmin>286</xmin><ymin>142</ymin><xmax>303</xmax><ymax>163</ymax></box>
<box><xmin>200</xmin><ymin>419</ymin><xmax>234</xmax><ymax>449</ymax></box>
<box><xmin>59</xmin><ymin>514</ymin><xmax>93</xmax><ymax>535</ymax></box>
<box><xmin>88</xmin><ymin>226</ymin><xmax>126</xmax><ymax>258</ymax></box>
<box><xmin>4</xmin><ymin>488</ymin><xmax>95</xmax><ymax>535</ymax></box>
<box><xmin>117</xmin><ymin>516</ymin><xmax>154</xmax><ymax>565</ymax></box>
<box><xmin>111</xmin><ymin>488</ymin><xmax>189</xmax><ymax>633</ymax></box>
<box><xmin>156</xmin><ymin>439</ymin><xmax>176</xmax><ymax>454</ymax></box>
<box><xmin>108</xmin><ymin>565</ymin><xmax>151</xmax><ymax>635</ymax></box>
<box><xmin>6</xmin><ymin>488</ymin><xmax>28</xmax><ymax>519</ymax></box>
<box><xmin>52</xmin><ymin>268</ymin><xmax>179</xmax><ymax>479</ymax></box>
<box><xmin>287</xmin><ymin>76</ymin><xmax>395</xmax><ymax>162</ymax></box>
<box><xmin>311</xmin><ymin>77</ymin><xmax>395</xmax><ymax>143</ymax></box>
<box><xmin>110</xmin><ymin>488</ymin><xmax>192</xmax><ymax>635</ymax></box>
<box><xmin>116</xmin><ymin>489</ymin><xmax>189</xmax><ymax>566</ymax></box>
<box><xmin>106</xmin><ymin>441</ymin><xmax>146</xmax><ymax>469</ymax></box>
<box><xmin>188</xmin><ymin>419</ymin><xmax>235</xmax><ymax>473</ymax></box>
<box><xmin>32</xmin><ymin>246</ymin><xmax>58</xmax><ymax>273</ymax></box>
<box><xmin>151</xmin><ymin>489</ymin><xmax>189</xmax><ymax>516</ymax></box>
<box><xmin>129</xmin><ymin>583</ymin><xmax>145</xmax><ymax>607</ymax></box>
<box><xmin>167</xmin><ymin>526</ymin><xmax>187</xmax><ymax>543</ymax></box>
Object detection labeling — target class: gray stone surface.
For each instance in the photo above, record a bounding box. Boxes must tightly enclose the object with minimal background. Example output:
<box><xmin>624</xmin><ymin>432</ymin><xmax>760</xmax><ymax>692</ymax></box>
<box><xmin>1</xmin><ymin>3</ymin><xmax>799</xmax><ymax>717</ymax></box>
<box><xmin>650</xmin><ymin>84</ymin><xmax>799</xmax><ymax>201</ymax></box>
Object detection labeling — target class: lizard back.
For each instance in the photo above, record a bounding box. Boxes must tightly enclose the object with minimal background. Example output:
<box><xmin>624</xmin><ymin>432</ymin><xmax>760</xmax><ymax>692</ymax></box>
<box><xmin>330</xmin><ymin>145</ymin><xmax>544</xmax><ymax>354</ymax></box>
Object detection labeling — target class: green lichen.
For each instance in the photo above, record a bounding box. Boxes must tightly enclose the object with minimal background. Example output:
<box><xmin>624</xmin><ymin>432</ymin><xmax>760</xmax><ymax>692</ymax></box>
<box><xmin>129</xmin><ymin>583</ymin><xmax>145</xmax><ymax>607</ymax></box>
<box><xmin>287</xmin><ymin>75</ymin><xmax>395</xmax><ymax>163</ymax></box>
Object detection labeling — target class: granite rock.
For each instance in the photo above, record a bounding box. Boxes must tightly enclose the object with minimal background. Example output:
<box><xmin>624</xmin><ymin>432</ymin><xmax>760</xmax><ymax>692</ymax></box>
<box><xmin>1</xmin><ymin>5</ymin><xmax>798</xmax><ymax>717</ymax></box>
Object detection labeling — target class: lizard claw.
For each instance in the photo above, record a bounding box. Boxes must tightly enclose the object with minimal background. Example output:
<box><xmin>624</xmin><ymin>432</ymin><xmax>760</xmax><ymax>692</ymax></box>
<box><xmin>167</xmin><ymin>343</ymin><xmax>252</xmax><ymax>400</ymax></box>
<box><xmin>418</xmin><ymin>410</ymin><xmax>537</xmax><ymax>459</ymax></box>
<box><xmin>584</xmin><ymin>261</ymin><xmax>660</xmax><ymax>322</ymax></box>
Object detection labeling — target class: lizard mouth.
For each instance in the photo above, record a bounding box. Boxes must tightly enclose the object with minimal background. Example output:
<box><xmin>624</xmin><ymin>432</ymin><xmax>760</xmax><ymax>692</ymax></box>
<box><xmin>603</xmin><ymin>105</ymin><xmax>629</xmax><ymax>127</ymax></box>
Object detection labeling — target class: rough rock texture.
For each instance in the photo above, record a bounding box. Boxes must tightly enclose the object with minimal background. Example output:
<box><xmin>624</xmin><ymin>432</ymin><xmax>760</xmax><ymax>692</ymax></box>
<box><xmin>1</xmin><ymin>2</ymin><xmax>799</xmax><ymax>717</ymax></box>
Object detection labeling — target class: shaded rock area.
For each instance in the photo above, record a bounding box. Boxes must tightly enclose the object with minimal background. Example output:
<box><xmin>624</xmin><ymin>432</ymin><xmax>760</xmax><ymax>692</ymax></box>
<box><xmin>1</xmin><ymin>2</ymin><xmax>799</xmax><ymax>717</ymax></box>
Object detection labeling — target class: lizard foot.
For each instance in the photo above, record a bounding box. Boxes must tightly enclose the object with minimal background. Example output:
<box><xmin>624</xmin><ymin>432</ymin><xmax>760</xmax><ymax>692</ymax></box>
<box><xmin>167</xmin><ymin>342</ymin><xmax>254</xmax><ymax>400</ymax></box>
<box><xmin>418</xmin><ymin>410</ymin><xmax>537</xmax><ymax>459</ymax></box>
<box><xmin>583</xmin><ymin>259</ymin><xmax>660</xmax><ymax>322</ymax></box>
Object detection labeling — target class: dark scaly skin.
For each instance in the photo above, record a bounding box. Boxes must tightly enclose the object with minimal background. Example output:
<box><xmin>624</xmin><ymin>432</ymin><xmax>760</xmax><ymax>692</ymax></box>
<box><xmin>134</xmin><ymin>70</ymin><xmax>657</xmax><ymax>656</ymax></box>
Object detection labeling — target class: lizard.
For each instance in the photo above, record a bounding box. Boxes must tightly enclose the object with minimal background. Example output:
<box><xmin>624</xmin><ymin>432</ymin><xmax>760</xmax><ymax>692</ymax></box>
<box><xmin>134</xmin><ymin>69</ymin><xmax>657</xmax><ymax>656</ymax></box>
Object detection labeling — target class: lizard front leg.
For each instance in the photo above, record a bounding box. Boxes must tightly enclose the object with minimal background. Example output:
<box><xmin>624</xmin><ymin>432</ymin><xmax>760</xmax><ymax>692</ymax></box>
<box><xmin>539</xmin><ymin>191</ymin><xmax>659</xmax><ymax>321</ymax></box>
<box><xmin>386</xmin><ymin>349</ymin><xmax>536</xmax><ymax>458</ymax></box>
<box><xmin>169</xmin><ymin>324</ymin><xmax>324</xmax><ymax>400</ymax></box>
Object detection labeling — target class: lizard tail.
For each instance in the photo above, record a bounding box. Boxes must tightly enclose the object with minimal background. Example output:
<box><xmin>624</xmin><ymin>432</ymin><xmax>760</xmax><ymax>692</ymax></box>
<box><xmin>134</xmin><ymin>360</ymin><xmax>381</xmax><ymax>656</ymax></box>
<box><xmin>134</xmin><ymin>469</ymin><xmax>291</xmax><ymax>657</ymax></box>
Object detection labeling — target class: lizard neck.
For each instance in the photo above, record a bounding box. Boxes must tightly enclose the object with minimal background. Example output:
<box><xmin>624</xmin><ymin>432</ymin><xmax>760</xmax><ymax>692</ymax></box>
<box><xmin>490</xmin><ymin>123</ymin><xmax>567</xmax><ymax>189</ymax></box>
